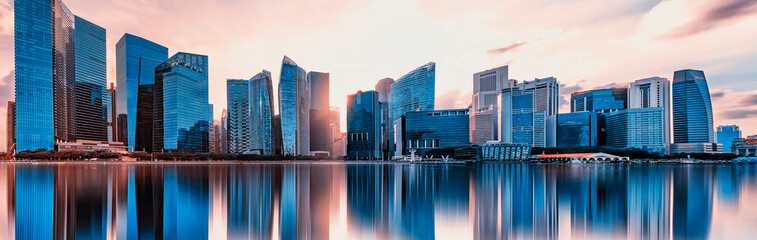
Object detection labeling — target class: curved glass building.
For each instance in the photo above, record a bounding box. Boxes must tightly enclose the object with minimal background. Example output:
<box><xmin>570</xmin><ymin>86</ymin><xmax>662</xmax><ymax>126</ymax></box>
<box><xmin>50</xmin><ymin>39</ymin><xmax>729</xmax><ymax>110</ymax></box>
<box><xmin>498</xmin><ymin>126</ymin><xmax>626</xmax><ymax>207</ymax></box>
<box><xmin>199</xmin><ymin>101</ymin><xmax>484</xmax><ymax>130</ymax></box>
<box><xmin>278</xmin><ymin>56</ymin><xmax>309</xmax><ymax>156</ymax></box>
<box><xmin>388</xmin><ymin>62</ymin><xmax>436</xmax><ymax>122</ymax></box>
<box><xmin>672</xmin><ymin>69</ymin><xmax>714</xmax><ymax>143</ymax></box>
<box><xmin>250</xmin><ymin>70</ymin><xmax>275</xmax><ymax>155</ymax></box>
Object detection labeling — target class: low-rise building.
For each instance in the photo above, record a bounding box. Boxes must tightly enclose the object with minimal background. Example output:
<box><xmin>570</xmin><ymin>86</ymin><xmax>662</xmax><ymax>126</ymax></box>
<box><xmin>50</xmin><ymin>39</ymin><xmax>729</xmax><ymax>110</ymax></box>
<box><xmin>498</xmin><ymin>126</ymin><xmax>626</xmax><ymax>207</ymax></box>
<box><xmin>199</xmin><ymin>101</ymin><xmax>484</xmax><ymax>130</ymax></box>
<box><xmin>732</xmin><ymin>138</ymin><xmax>757</xmax><ymax>156</ymax></box>
<box><xmin>57</xmin><ymin>140</ymin><xmax>131</xmax><ymax>154</ymax></box>
<box><xmin>480</xmin><ymin>142</ymin><xmax>531</xmax><ymax>161</ymax></box>
<box><xmin>670</xmin><ymin>142</ymin><xmax>723</xmax><ymax>155</ymax></box>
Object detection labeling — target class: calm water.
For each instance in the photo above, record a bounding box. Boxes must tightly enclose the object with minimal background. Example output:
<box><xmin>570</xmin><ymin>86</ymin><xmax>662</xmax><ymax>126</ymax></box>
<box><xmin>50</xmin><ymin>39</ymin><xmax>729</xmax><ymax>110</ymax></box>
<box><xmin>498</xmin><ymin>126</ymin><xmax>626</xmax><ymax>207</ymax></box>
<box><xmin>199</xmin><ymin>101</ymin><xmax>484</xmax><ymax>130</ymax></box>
<box><xmin>0</xmin><ymin>162</ymin><xmax>755</xmax><ymax>240</ymax></box>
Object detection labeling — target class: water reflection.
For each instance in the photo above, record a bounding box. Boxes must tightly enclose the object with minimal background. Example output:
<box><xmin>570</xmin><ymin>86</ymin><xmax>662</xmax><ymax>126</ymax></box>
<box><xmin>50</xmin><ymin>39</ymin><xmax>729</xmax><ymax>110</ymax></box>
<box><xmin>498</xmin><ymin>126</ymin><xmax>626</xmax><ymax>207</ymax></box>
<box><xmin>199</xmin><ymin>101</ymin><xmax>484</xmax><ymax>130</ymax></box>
<box><xmin>0</xmin><ymin>163</ymin><xmax>756</xmax><ymax>239</ymax></box>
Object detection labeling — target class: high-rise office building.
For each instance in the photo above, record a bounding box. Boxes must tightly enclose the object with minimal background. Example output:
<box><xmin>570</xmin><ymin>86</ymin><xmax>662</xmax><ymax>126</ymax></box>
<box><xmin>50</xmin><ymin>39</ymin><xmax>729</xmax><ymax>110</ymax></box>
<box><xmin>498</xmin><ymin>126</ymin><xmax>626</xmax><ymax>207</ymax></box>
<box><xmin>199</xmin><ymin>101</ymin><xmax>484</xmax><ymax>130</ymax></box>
<box><xmin>6</xmin><ymin>101</ymin><xmax>14</xmax><ymax>153</ymax></box>
<box><xmin>329</xmin><ymin>106</ymin><xmax>344</xmax><ymax>157</ymax></box>
<box><xmin>216</xmin><ymin>109</ymin><xmax>229</xmax><ymax>154</ymax></box>
<box><xmin>272</xmin><ymin>114</ymin><xmax>283</xmax><ymax>155</ymax></box>
<box><xmin>498</xmin><ymin>77</ymin><xmax>559</xmax><ymax>148</ymax></box>
<box><xmin>151</xmin><ymin>52</ymin><xmax>209</xmax><ymax>152</ymax></box>
<box><xmin>115</xmin><ymin>33</ymin><xmax>168</xmax><ymax>148</ymax></box>
<box><xmin>627</xmin><ymin>77</ymin><xmax>671</xmax><ymax>154</ymax></box>
<box><xmin>227</xmin><ymin>79</ymin><xmax>251</xmax><ymax>153</ymax></box>
<box><xmin>108</xmin><ymin>83</ymin><xmax>117</xmax><ymax>142</ymax></box>
<box><xmin>389</xmin><ymin>62</ymin><xmax>435</xmax><ymax>156</ymax></box>
<box><xmin>14</xmin><ymin>0</ymin><xmax>76</xmax><ymax>151</ymax></box>
<box><xmin>471</xmin><ymin>66</ymin><xmax>514</xmax><ymax>145</ymax></box>
<box><xmin>556</xmin><ymin>112</ymin><xmax>599</xmax><ymax>148</ymax></box>
<box><xmin>570</xmin><ymin>88</ymin><xmax>627</xmax><ymax>113</ymax></box>
<box><xmin>672</xmin><ymin>69</ymin><xmax>715</xmax><ymax>143</ymax></box>
<box><xmin>399</xmin><ymin>109</ymin><xmax>470</xmax><ymax>156</ymax></box>
<box><xmin>375</xmin><ymin>78</ymin><xmax>394</xmax><ymax>159</ymax></box>
<box><xmin>73</xmin><ymin>16</ymin><xmax>108</xmax><ymax>142</ymax></box>
<box><xmin>346</xmin><ymin>91</ymin><xmax>381</xmax><ymax>159</ymax></box>
<box><xmin>717</xmin><ymin>125</ymin><xmax>741</xmax><ymax>154</ymax></box>
<box><xmin>208</xmin><ymin>104</ymin><xmax>214</xmax><ymax>153</ymax></box>
<box><xmin>278</xmin><ymin>56</ymin><xmax>310</xmax><ymax>156</ymax></box>
<box><xmin>604</xmin><ymin>108</ymin><xmax>668</xmax><ymax>155</ymax></box>
<box><xmin>308</xmin><ymin>71</ymin><xmax>331</xmax><ymax>156</ymax></box>
<box><xmin>134</xmin><ymin>82</ymin><xmax>155</xmax><ymax>152</ymax></box>
<box><xmin>250</xmin><ymin>70</ymin><xmax>275</xmax><ymax>155</ymax></box>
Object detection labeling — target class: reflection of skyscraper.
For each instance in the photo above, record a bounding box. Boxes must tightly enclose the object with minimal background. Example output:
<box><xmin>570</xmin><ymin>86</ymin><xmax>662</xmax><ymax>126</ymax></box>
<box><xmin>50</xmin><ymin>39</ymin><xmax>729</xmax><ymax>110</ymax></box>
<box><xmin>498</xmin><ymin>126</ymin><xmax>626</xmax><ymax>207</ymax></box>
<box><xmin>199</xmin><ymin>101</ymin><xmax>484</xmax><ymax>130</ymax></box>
<box><xmin>471</xmin><ymin>66</ymin><xmax>512</xmax><ymax>145</ymax></box>
<box><xmin>116</xmin><ymin>33</ymin><xmax>168</xmax><ymax>148</ymax></box>
<box><xmin>627</xmin><ymin>167</ymin><xmax>671</xmax><ymax>240</ymax></box>
<box><xmin>498</xmin><ymin>77</ymin><xmax>559</xmax><ymax>148</ymax></box>
<box><xmin>250</xmin><ymin>71</ymin><xmax>276</xmax><ymax>155</ymax></box>
<box><xmin>14</xmin><ymin>0</ymin><xmax>74</xmax><ymax>151</ymax></box>
<box><xmin>152</xmin><ymin>52</ymin><xmax>210</xmax><ymax>152</ymax></box>
<box><xmin>279</xmin><ymin>56</ymin><xmax>310</xmax><ymax>156</ymax></box>
<box><xmin>16</xmin><ymin>166</ymin><xmax>55</xmax><ymax>239</ymax></box>
<box><xmin>163</xmin><ymin>167</ymin><xmax>209</xmax><ymax>239</ymax></box>
<box><xmin>227</xmin><ymin>79</ymin><xmax>251</xmax><ymax>153</ymax></box>
<box><xmin>672</xmin><ymin>166</ymin><xmax>714</xmax><ymax>239</ymax></box>
<box><xmin>308</xmin><ymin>72</ymin><xmax>332</xmax><ymax>156</ymax></box>
<box><xmin>228</xmin><ymin>166</ymin><xmax>273</xmax><ymax>239</ymax></box>
<box><xmin>73</xmin><ymin>16</ymin><xmax>109</xmax><ymax>142</ymax></box>
<box><xmin>0</xmin><ymin>165</ymin><xmax>14</xmax><ymax>238</ymax></box>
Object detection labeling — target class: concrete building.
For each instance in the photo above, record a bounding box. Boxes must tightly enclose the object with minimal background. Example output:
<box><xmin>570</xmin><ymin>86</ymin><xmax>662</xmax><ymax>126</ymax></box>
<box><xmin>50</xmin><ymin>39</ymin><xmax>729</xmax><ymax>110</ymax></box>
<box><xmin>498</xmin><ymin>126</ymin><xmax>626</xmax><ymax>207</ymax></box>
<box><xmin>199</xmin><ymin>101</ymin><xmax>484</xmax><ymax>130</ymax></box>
<box><xmin>471</xmin><ymin>66</ymin><xmax>514</xmax><ymax>145</ymax></box>
<box><xmin>732</xmin><ymin>138</ymin><xmax>757</xmax><ymax>156</ymax></box>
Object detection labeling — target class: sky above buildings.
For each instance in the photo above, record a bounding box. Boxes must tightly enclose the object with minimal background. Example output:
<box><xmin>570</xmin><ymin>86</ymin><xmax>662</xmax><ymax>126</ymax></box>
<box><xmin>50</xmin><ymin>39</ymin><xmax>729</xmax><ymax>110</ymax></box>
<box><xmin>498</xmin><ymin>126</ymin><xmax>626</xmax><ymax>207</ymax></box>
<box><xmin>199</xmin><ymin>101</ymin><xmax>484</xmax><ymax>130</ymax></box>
<box><xmin>1</xmin><ymin>0</ymin><xmax>757</xmax><ymax>150</ymax></box>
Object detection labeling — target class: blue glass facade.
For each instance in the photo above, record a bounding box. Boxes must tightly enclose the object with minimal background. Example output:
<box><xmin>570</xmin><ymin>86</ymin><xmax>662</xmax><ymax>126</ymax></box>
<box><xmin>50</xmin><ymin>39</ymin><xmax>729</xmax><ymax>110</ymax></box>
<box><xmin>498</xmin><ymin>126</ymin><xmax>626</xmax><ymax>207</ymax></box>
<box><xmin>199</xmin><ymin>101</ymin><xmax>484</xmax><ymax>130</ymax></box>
<box><xmin>346</xmin><ymin>91</ymin><xmax>381</xmax><ymax>159</ymax></box>
<box><xmin>16</xmin><ymin>166</ymin><xmax>55</xmax><ymax>239</ymax></box>
<box><xmin>227</xmin><ymin>79</ymin><xmax>251</xmax><ymax>153</ymax></box>
<box><xmin>116</xmin><ymin>34</ymin><xmax>168</xmax><ymax>148</ymax></box>
<box><xmin>499</xmin><ymin>78</ymin><xmax>559</xmax><ymax>148</ymax></box>
<box><xmin>557</xmin><ymin>112</ymin><xmax>598</xmax><ymax>148</ymax></box>
<box><xmin>717</xmin><ymin>125</ymin><xmax>741</xmax><ymax>153</ymax></box>
<box><xmin>672</xmin><ymin>69</ymin><xmax>714</xmax><ymax>143</ymax></box>
<box><xmin>73</xmin><ymin>16</ymin><xmax>109</xmax><ymax>141</ymax></box>
<box><xmin>401</xmin><ymin>109</ymin><xmax>470</xmax><ymax>156</ymax></box>
<box><xmin>250</xmin><ymin>71</ymin><xmax>275</xmax><ymax>155</ymax></box>
<box><xmin>570</xmin><ymin>88</ymin><xmax>627</xmax><ymax>113</ymax></box>
<box><xmin>153</xmin><ymin>52</ymin><xmax>209</xmax><ymax>152</ymax></box>
<box><xmin>604</xmin><ymin>108</ymin><xmax>667</xmax><ymax>154</ymax></box>
<box><xmin>278</xmin><ymin>56</ymin><xmax>309</xmax><ymax>156</ymax></box>
<box><xmin>14</xmin><ymin>0</ymin><xmax>56</xmax><ymax>151</ymax></box>
<box><xmin>388</xmin><ymin>62</ymin><xmax>435</xmax><ymax>123</ymax></box>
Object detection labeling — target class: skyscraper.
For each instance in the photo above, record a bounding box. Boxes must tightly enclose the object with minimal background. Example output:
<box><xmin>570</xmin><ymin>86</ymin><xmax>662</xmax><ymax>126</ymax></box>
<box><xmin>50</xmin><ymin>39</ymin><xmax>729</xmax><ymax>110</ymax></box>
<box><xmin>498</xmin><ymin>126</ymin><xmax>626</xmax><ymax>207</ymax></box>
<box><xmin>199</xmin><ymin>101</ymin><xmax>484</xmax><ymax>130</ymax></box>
<box><xmin>570</xmin><ymin>88</ymin><xmax>627</xmax><ymax>113</ymax></box>
<box><xmin>375</xmin><ymin>78</ymin><xmax>394</xmax><ymax>159</ymax></box>
<box><xmin>152</xmin><ymin>52</ymin><xmax>209</xmax><ymax>152</ymax></box>
<box><xmin>626</xmin><ymin>77</ymin><xmax>671</xmax><ymax>154</ymax></box>
<box><xmin>498</xmin><ymin>77</ymin><xmax>559</xmax><ymax>148</ymax></box>
<box><xmin>389</xmin><ymin>62</ymin><xmax>435</xmax><ymax>156</ymax></box>
<box><xmin>278</xmin><ymin>56</ymin><xmax>310</xmax><ymax>156</ymax></box>
<box><xmin>227</xmin><ymin>79</ymin><xmax>251</xmax><ymax>153</ymax></box>
<box><xmin>604</xmin><ymin>107</ymin><xmax>668</xmax><ymax>154</ymax></box>
<box><xmin>717</xmin><ymin>125</ymin><xmax>741</xmax><ymax>154</ymax></box>
<box><xmin>14</xmin><ymin>0</ymin><xmax>75</xmax><ymax>151</ymax></box>
<box><xmin>346</xmin><ymin>91</ymin><xmax>381</xmax><ymax>159</ymax></box>
<box><xmin>471</xmin><ymin>66</ymin><xmax>513</xmax><ymax>145</ymax></box>
<box><xmin>115</xmin><ymin>33</ymin><xmax>168</xmax><ymax>148</ymax></box>
<box><xmin>73</xmin><ymin>16</ymin><xmax>108</xmax><ymax>141</ymax></box>
<box><xmin>250</xmin><ymin>70</ymin><xmax>275</xmax><ymax>155</ymax></box>
<box><xmin>308</xmin><ymin>71</ymin><xmax>331</xmax><ymax>156</ymax></box>
<box><xmin>672</xmin><ymin>69</ymin><xmax>715</xmax><ymax>143</ymax></box>
<box><xmin>329</xmin><ymin>106</ymin><xmax>344</xmax><ymax>157</ymax></box>
<box><xmin>108</xmin><ymin>83</ymin><xmax>117</xmax><ymax>142</ymax></box>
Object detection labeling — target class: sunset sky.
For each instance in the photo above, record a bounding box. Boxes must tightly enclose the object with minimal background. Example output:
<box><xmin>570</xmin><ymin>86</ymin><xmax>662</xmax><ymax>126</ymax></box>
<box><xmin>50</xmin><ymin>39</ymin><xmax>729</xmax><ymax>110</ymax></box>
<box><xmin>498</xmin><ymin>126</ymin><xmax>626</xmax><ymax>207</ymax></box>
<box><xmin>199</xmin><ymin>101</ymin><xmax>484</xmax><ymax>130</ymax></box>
<box><xmin>1</xmin><ymin>0</ymin><xmax>757</xmax><ymax>150</ymax></box>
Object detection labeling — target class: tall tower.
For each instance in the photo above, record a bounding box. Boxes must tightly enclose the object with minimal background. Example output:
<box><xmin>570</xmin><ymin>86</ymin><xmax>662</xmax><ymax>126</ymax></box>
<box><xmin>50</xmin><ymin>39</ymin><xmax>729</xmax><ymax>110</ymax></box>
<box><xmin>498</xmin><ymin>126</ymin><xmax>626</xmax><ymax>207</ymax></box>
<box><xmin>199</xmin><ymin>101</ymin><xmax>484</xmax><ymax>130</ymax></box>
<box><xmin>627</xmin><ymin>77</ymin><xmax>671</xmax><ymax>153</ymax></box>
<box><xmin>73</xmin><ymin>16</ymin><xmax>109</xmax><ymax>141</ymax></box>
<box><xmin>374</xmin><ymin>77</ymin><xmax>394</xmax><ymax>159</ymax></box>
<box><xmin>672</xmin><ymin>69</ymin><xmax>715</xmax><ymax>143</ymax></box>
<box><xmin>471</xmin><ymin>66</ymin><xmax>513</xmax><ymax>145</ymax></box>
<box><xmin>278</xmin><ymin>56</ymin><xmax>310</xmax><ymax>156</ymax></box>
<box><xmin>388</xmin><ymin>63</ymin><xmax>435</xmax><ymax>156</ymax></box>
<box><xmin>250</xmin><ymin>70</ymin><xmax>275</xmax><ymax>155</ymax></box>
<box><xmin>227</xmin><ymin>79</ymin><xmax>251</xmax><ymax>153</ymax></box>
<box><xmin>498</xmin><ymin>77</ymin><xmax>559</xmax><ymax>148</ymax></box>
<box><xmin>308</xmin><ymin>71</ymin><xmax>331</xmax><ymax>156</ymax></box>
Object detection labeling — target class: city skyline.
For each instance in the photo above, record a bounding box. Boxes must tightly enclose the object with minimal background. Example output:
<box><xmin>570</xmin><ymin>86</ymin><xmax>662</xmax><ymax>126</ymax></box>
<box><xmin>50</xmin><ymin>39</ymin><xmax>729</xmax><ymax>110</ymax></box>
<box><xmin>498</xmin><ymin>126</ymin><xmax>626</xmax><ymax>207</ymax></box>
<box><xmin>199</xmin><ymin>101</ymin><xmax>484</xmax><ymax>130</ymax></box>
<box><xmin>2</xmin><ymin>0</ymin><xmax>757</xmax><ymax>151</ymax></box>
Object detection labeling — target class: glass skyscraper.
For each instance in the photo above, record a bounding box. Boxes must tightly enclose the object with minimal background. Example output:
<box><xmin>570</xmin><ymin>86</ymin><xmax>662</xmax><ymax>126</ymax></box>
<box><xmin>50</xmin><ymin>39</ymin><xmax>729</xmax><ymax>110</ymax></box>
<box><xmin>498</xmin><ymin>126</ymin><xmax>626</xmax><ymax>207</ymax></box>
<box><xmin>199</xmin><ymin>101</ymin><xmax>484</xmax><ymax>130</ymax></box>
<box><xmin>498</xmin><ymin>77</ymin><xmax>559</xmax><ymax>148</ymax></box>
<box><xmin>115</xmin><ymin>33</ymin><xmax>168</xmax><ymax>148</ymax></box>
<box><xmin>471</xmin><ymin>66</ymin><xmax>513</xmax><ymax>145</ymax></box>
<box><xmin>152</xmin><ymin>52</ymin><xmax>209</xmax><ymax>152</ymax></box>
<box><xmin>388</xmin><ymin>62</ymin><xmax>436</xmax><ymax>123</ymax></box>
<box><xmin>717</xmin><ymin>125</ymin><xmax>741</xmax><ymax>153</ymax></box>
<box><xmin>227</xmin><ymin>79</ymin><xmax>251</xmax><ymax>153</ymax></box>
<box><xmin>374</xmin><ymin>78</ymin><xmax>394</xmax><ymax>159</ymax></box>
<box><xmin>308</xmin><ymin>71</ymin><xmax>331</xmax><ymax>156</ymax></box>
<box><xmin>250</xmin><ymin>71</ymin><xmax>275</xmax><ymax>155</ymax></box>
<box><xmin>604</xmin><ymin>108</ymin><xmax>667</xmax><ymax>155</ymax></box>
<box><xmin>278</xmin><ymin>56</ymin><xmax>310</xmax><ymax>156</ymax></box>
<box><xmin>73</xmin><ymin>16</ymin><xmax>109</xmax><ymax>141</ymax></box>
<box><xmin>672</xmin><ymin>69</ymin><xmax>715</xmax><ymax>143</ymax></box>
<box><xmin>346</xmin><ymin>91</ymin><xmax>381</xmax><ymax>159</ymax></box>
<box><xmin>570</xmin><ymin>88</ymin><xmax>627</xmax><ymax>113</ymax></box>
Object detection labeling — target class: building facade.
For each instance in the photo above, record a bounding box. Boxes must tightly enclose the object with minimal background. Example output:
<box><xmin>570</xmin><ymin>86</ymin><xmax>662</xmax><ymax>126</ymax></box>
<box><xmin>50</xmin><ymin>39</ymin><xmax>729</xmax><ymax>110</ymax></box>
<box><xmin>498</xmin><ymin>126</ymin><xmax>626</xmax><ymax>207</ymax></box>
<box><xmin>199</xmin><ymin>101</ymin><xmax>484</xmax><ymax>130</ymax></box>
<box><xmin>480</xmin><ymin>142</ymin><xmax>532</xmax><ymax>161</ymax></box>
<box><xmin>6</xmin><ymin>101</ymin><xmax>14</xmax><ymax>153</ymax></box>
<box><xmin>731</xmin><ymin>138</ymin><xmax>757</xmax><ymax>156</ymax></box>
<box><xmin>374</xmin><ymin>78</ymin><xmax>395</xmax><ymax>159</ymax></box>
<box><xmin>308</xmin><ymin>71</ymin><xmax>331</xmax><ymax>156</ymax></box>
<box><xmin>108</xmin><ymin>83</ymin><xmax>116</xmax><ymax>142</ymax></box>
<box><xmin>604</xmin><ymin>108</ymin><xmax>668</xmax><ymax>155</ymax></box>
<box><xmin>627</xmin><ymin>77</ymin><xmax>671</xmax><ymax>154</ymax></box>
<box><xmin>250</xmin><ymin>70</ymin><xmax>275</xmax><ymax>155</ymax></box>
<box><xmin>73</xmin><ymin>16</ymin><xmax>109</xmax><ymax>142</ymax></box>
<box><xmin>346</xmin><ymin>91</ymin><xmax>381</xmax><ymax>159</ymax></box>
<box><xmin>570</xmin><ymin>88</ymin><xmax>627</xmax><ymax>113</ymax></box>
<box><xmin>151</xmin><ymin>52</ymin><xmax>209</xmax><ymax>152</ymax></box>
<box><xmin>471</xmin><ymin>66</ymin><xmax>514</xmax><ymax>145</ymax></box>
<box><xmin>115</xmin><ymin>33</ymin><xmax>168</xmax><ymax>148</ymax></box>
<box><xmin>556</xmin><ymin>112</ymin><xmax>599</xmax><ymax>148</ymax></box>
<box><xmin>498</xmin><ymin>77</ymin><xmax>559</xmax><ymax>148</ymax></box>
<box><xmin>227</xmin><ymin>79</ymin><xmax>251</xmax><ymax>153</ymax></box>
<box><xmin>399</xmin><ymin>109</ymin><xmax>470</xmax><ymax>156</ymax></box>
<box><xmin>672</xmin><ymin>69</ymin><xmax>715</xmax><ymax>144</ymax></box>
<box><xmin>278</xmin><ymin>56</ymin><xmax>310</xmax><ymax>156</ymax></box>
<box><xmin>717</xmin><ymin>125</ymin><xmax>742</xmax><ymax>154</ymax></box>
<box><xmin>389</xmin><ymin>63</ymin><xmax>436</xmax><ymax>123</ymax></box>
